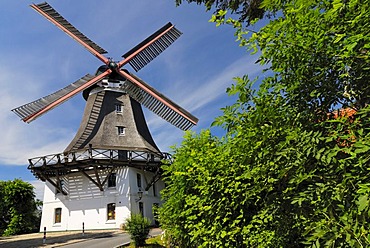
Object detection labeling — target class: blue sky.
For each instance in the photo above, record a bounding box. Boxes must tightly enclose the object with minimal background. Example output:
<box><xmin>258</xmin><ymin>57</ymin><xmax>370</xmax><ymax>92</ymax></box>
<box><xmin>0</xmin><ymin>0</ymin><xmax>262</xmax><ymax>199</ymax></box>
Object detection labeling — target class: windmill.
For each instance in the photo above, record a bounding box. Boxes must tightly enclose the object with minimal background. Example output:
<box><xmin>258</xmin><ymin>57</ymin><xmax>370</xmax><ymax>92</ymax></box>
<box><xmin>12</xmin><ymin>2</ymin><xmax>198</xmax><ymax>130</ymax></box>
<box><xmin>12</xmin><ymin>2</ymin><xmax>198</xmax><ymax>231</ymax></box>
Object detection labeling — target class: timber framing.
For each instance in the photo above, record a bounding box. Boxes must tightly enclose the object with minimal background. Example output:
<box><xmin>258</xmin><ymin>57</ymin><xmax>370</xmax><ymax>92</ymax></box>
<box><xmin>144</xmin><ymin>167</ymin><xmax>163</xmax><ymax>191</ymax></box>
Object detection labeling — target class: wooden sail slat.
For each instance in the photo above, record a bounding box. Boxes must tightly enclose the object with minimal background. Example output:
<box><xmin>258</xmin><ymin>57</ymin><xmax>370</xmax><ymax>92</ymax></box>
<box><xmin>12</xmin><ymin>74</ymin><xmax>94</xmax><ymax>120</ymax></box>
<box><xmin>31</xmin><ymin>2</ymin><xmax>107</xmax><ymax>55</ymax></box>
<box><xmin>119</xmin><ymin>72</ymin><xmax>198</xmax><ymax>130</ymax></box>
<box><xmin>121</xmin><ymin>23</ymin><xmax>182</xmax><ymax>72</ymax></box>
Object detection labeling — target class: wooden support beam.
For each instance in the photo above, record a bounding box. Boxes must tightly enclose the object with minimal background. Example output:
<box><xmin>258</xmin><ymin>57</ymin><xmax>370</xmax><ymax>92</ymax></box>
<box><xmin>94</xmin><ymin>166</ymin><xmax>103</xmax><ymax>189</ymax></box>
<box><xmin>81</xmin><ymin>170</ymin><xmax>103</xmax><ymax>191</ymax></box>
<box><xmin>56</xmin><ymin>173</ymin><xmax>63</xmax><ymax>194</ymax></box>
<box><xmin>45</xmin><ymin>176</ymin><xmax>67</xmax><ymax>195</ymax></box>
<box><xmin>144</xmin><ymin>168</ymin><xmax>162</xmax><ymax>191</ymax></box>
<box><xmin>101</xmin><ymin>167</ymin><xmax>115</xmax><ymax>187</ymax></box>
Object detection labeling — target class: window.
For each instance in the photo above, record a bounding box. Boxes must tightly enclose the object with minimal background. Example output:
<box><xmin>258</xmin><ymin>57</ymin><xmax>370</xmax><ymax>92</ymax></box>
<box><xmin>153</xmin><ymin>182</ymin><xmax>157</xmax><ymax>197</ymax></box>
<box><xmin>117</xmin><ymin>126</ymin><xmax>126</xmax><ymax>136</ymax></box>
<box><xmin>107</xmin><ymin>203</ymin><xmax>116</xmax><ymax>220</ymax></box>
<box><xmin>115</xmin><ymin>104</ymin><xmax>122</xmax><ymax>113</ymax></box>
<box><xmin>54</xmin><ymin>208</ymin><xmax>62</xmax><ymax>223</ymax></box>
<box><xmin>118</xmin><ymin>150</ymin><xmax>127</xmax><ymax>160</ymax></box>
<box><xmin>137</xmin><ymin>173</ymin><xmax>142</xmax><ymax>189</ymax></box>
<box><xmin>108</xmin><ymin>173</ymin><xmax>116</xmax><ymax>188</ymax></box>
<box><xmin>139</xmin><ymin>202</ymin><xmax>144</xmax><ymax>216</ymax></box>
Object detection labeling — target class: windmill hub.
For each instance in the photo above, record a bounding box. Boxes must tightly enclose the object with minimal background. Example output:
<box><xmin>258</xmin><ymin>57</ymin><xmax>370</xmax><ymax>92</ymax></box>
<box><xmin>108</xmin><ymin>61</ymin><xmax>118</xmax><ymax>70</ymax></box>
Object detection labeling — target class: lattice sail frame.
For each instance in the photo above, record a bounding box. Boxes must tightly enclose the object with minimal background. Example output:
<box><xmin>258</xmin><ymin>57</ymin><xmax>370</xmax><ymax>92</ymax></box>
<box><xmin>32</xmin><ymin>2</ymin><xmax>107</xmax><ymax>55</ymax></box>
<box><xmin>122</xmin><ymin>22</ymin><xmax>183</xmax><ymax>72</ymax></box>
<box><xmin>122</xmin><ymin>74</ymin><xmax>197</xmax><ymax>130</ymax></box>
<box><xmin>12</xmin><ymin>74</ymin><xmax>94</xmax><ymax>120</ymax></box>
<box><xmin>12</xmin><ymin>1</ymin><xmax>198</xmax><ymax>130</ymax></box>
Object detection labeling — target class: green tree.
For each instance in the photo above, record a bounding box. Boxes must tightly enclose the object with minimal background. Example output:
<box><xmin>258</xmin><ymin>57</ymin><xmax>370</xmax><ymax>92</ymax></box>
<box><xmin>252</xmin><ymin>0</ymin><xmax>370</xmax><ymax>114</ymax></box>
<box><xmin>160</xmin><ymin>0</ymin><xmax>370</xmax><ymax>246</ymax></box>
<box><xmin>0</xmin><ymin>179</ymin><xmax>40</xmax><ymax>236</ymax></box>
<box><xmin>125</xmin><ymin>213</ymin><xmax>151</xmax><ymax>247</ymax></box>
<box><xmin>175</xmin><ymin>0</ymin><xmax>267</xmax><ymax>24</ymax></box>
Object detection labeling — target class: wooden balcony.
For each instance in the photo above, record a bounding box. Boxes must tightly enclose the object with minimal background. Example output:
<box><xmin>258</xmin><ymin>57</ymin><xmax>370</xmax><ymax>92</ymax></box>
<box><xmin>28</xmin><ymin>146</ymin><xmax>172</xmax><ymax>182</ymax></box>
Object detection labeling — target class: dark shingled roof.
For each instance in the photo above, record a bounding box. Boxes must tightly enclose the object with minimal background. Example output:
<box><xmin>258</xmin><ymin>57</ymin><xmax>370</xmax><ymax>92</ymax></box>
<box><xmin>64</xmin><ymin>88</ymin><xmax>160</xmax><ymax>154</ymax></box>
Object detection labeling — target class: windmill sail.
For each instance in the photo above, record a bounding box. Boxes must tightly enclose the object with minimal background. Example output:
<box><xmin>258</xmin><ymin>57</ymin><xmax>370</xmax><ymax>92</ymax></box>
<box><xmin>119</xmin><ymin>70</ymin><xmax>198</xmax><ymax>131</ymax></box>
<box><xmin>121</xmin><ymin>22</ymin><xmax>182</xmax><ymax>72</ymax></box>
<box><xmin>13</xmin><ymin>2</ymin><xmax>198</xmax><ymax>130</ymax></box>
<box><xmin>31</xmin><ymin>2</ymin><xmax>108</xmax><ymax>62</ymax></box>
<box><xmin>12</xmin><ymin>73</ymin><xmax>108</xmax><ymax>123</ymax></box>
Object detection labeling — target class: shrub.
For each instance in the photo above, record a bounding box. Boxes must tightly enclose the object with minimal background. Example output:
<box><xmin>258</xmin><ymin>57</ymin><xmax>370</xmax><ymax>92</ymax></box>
<box><xmin>125</xmin><ymin>213</ymin><xmax>151</xmax><ymax>247</ymax></box>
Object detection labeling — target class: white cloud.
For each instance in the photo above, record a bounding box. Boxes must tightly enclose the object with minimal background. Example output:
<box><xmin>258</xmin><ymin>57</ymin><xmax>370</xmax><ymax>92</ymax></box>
<box><xmin>0</xmin><ymin>63</ymin><xmax>77</xmax><ymax>165</ymax></box>
<box><xmin>29</xmin><ymin>180</ymin><xmax>45</xmax><ymax>201</ymax></box>
<box><xmin>182</xmin><ymin>56</ymin><xmax>261</xmax><ymax>112</ymax></box>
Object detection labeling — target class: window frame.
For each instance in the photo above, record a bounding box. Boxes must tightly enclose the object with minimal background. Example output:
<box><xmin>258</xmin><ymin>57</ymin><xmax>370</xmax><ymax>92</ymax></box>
<box><xmin>108</xmin><ymin>173</ymin><xmax>117</xmax><ymax>188</ymax></box>
<box><xmin>54</xmin><ymin>208</ymin><xmax>62</xmax><ymax>224</ymax></box>
<box><xmin>139</xmin><ymin>202</ymin><xmax>144</xmax><ymax>216</ymax></box>
<box><xmin>117</xmin><ymin>126</ymin><xmax>126</xmax><ymax>136</ymax></box>
<box><xmin>115</xmin><ymin>103</ymin><xmax>123</xmax><ymax>113</ymax></box>
<box><xmin>153</xmin><ymin>182</ymin><xmax>157</xmax><ymax>197</ymax></box>
<box><xmin>107</xmin><ymin>203</ymin><xmax>116</xmax><ymax>221</ymax></box>
<box><xmin>137</xmin><ymin>173</ymin><xmax>142</xmax><ymax>189</ymax></box>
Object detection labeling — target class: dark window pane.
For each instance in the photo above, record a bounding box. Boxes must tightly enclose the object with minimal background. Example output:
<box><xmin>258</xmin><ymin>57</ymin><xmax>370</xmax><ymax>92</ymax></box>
<box><xmin>139</xmin><ymin>202</ymin><xmax>144</xmax><ymax>216</ymax></box>
<box><xmin>153</xmin><ymin>183</ymin><xmax>157</xmax><ymax>197</ymax></box>
<box><xmin>115</xmin><ymin>104</ymin><xmax>122</xmax><ymax>112</ymax></box>
<box><xmin>137</xmin><ymin>173</ymin><xmax>142</xmax><ymax>188</ymax></box>
<box><xmin>108</xmin><ymin>173</ymin><xmax>116</xmax><ymax>187</ymax></box>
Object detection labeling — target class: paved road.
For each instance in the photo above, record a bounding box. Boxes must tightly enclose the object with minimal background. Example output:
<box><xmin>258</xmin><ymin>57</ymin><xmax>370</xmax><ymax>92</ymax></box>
<box><xmin>61</xmin><ymin>228</ymin><xmax>162</xmax><ymax>248</ymax></box>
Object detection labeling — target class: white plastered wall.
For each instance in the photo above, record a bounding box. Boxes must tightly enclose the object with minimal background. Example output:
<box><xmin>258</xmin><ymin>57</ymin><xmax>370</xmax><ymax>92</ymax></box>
<box><xmin>39</xmin><ymin>167</ymin><xmax>164</xmax><ymax>231</ymax></box>
<box><xmin>129</xmin><ymin>168</ymin><xmax>165</xmax><ymax>225</ymax></box>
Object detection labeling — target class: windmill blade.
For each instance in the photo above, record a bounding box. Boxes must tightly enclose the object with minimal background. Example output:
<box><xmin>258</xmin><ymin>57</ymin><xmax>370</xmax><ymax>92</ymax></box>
<box><xmin>12</xmin><ymin>71</ymin><xmax>111</xmax><ymax>123</ymax></box>
<box><xmin>120</xmin><ymin>22</ymin><xmax>182</xmax><ymax>72</ymax></box>
<box><xmin>118</xmin><ymin>70</ymin><xmax>198</xmax><ymax>131</ymax></box>
<box><xmin>31</xmin><ymin>2</ymin><xmax>109</xmax><ymax>64</ymax></box>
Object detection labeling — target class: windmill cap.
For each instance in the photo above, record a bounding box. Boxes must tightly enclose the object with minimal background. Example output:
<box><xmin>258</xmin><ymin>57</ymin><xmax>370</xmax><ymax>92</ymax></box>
<box><xmin>82</xmin><ymin>66</ymin><xmax>129</xmax><ymax>100</ymax></box>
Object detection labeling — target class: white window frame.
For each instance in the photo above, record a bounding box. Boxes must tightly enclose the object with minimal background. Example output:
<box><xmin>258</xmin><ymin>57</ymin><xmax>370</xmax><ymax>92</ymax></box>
<box><xmin>117</xmin><ymin>126</ymin><xmax>126</xmax><ymax>136</ymax></box>
<box><xmin>115</xmin><ymin>104</ymin><xmax>123</xmax><ymax>113</ymax></box>
<box><xmin>54</xmin><ymin>208</ymin><xmax>62</xmax><ymax>224</ymax></box>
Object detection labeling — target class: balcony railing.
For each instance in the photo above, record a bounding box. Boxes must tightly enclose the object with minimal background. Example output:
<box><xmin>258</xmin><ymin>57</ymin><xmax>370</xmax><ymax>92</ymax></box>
<box><xmin>28</xmin><ymin>147</ymin><xmax>172</xmax><ymax>168</ymax></box>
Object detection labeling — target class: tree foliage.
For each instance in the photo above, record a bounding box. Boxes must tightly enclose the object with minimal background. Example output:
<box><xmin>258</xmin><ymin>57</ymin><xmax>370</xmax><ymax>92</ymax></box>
<box><xmin>254</xmin><ymin>0</ymin><xmax>370</xmax><ymax>114</ymax></box>
<box><xmin>0</xmin><ymin>179</ymin><xmax>41</xmax><ymax>236</ymax></box>
<box><xmin>160</xmin><ymin>0</ymin><xmax>370</xmax><ymax>247</ymax></box>
<box><xmin>175</xmin><ymin>0</ymin><xmax>267</xmax><ymax>24</ymax></box>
